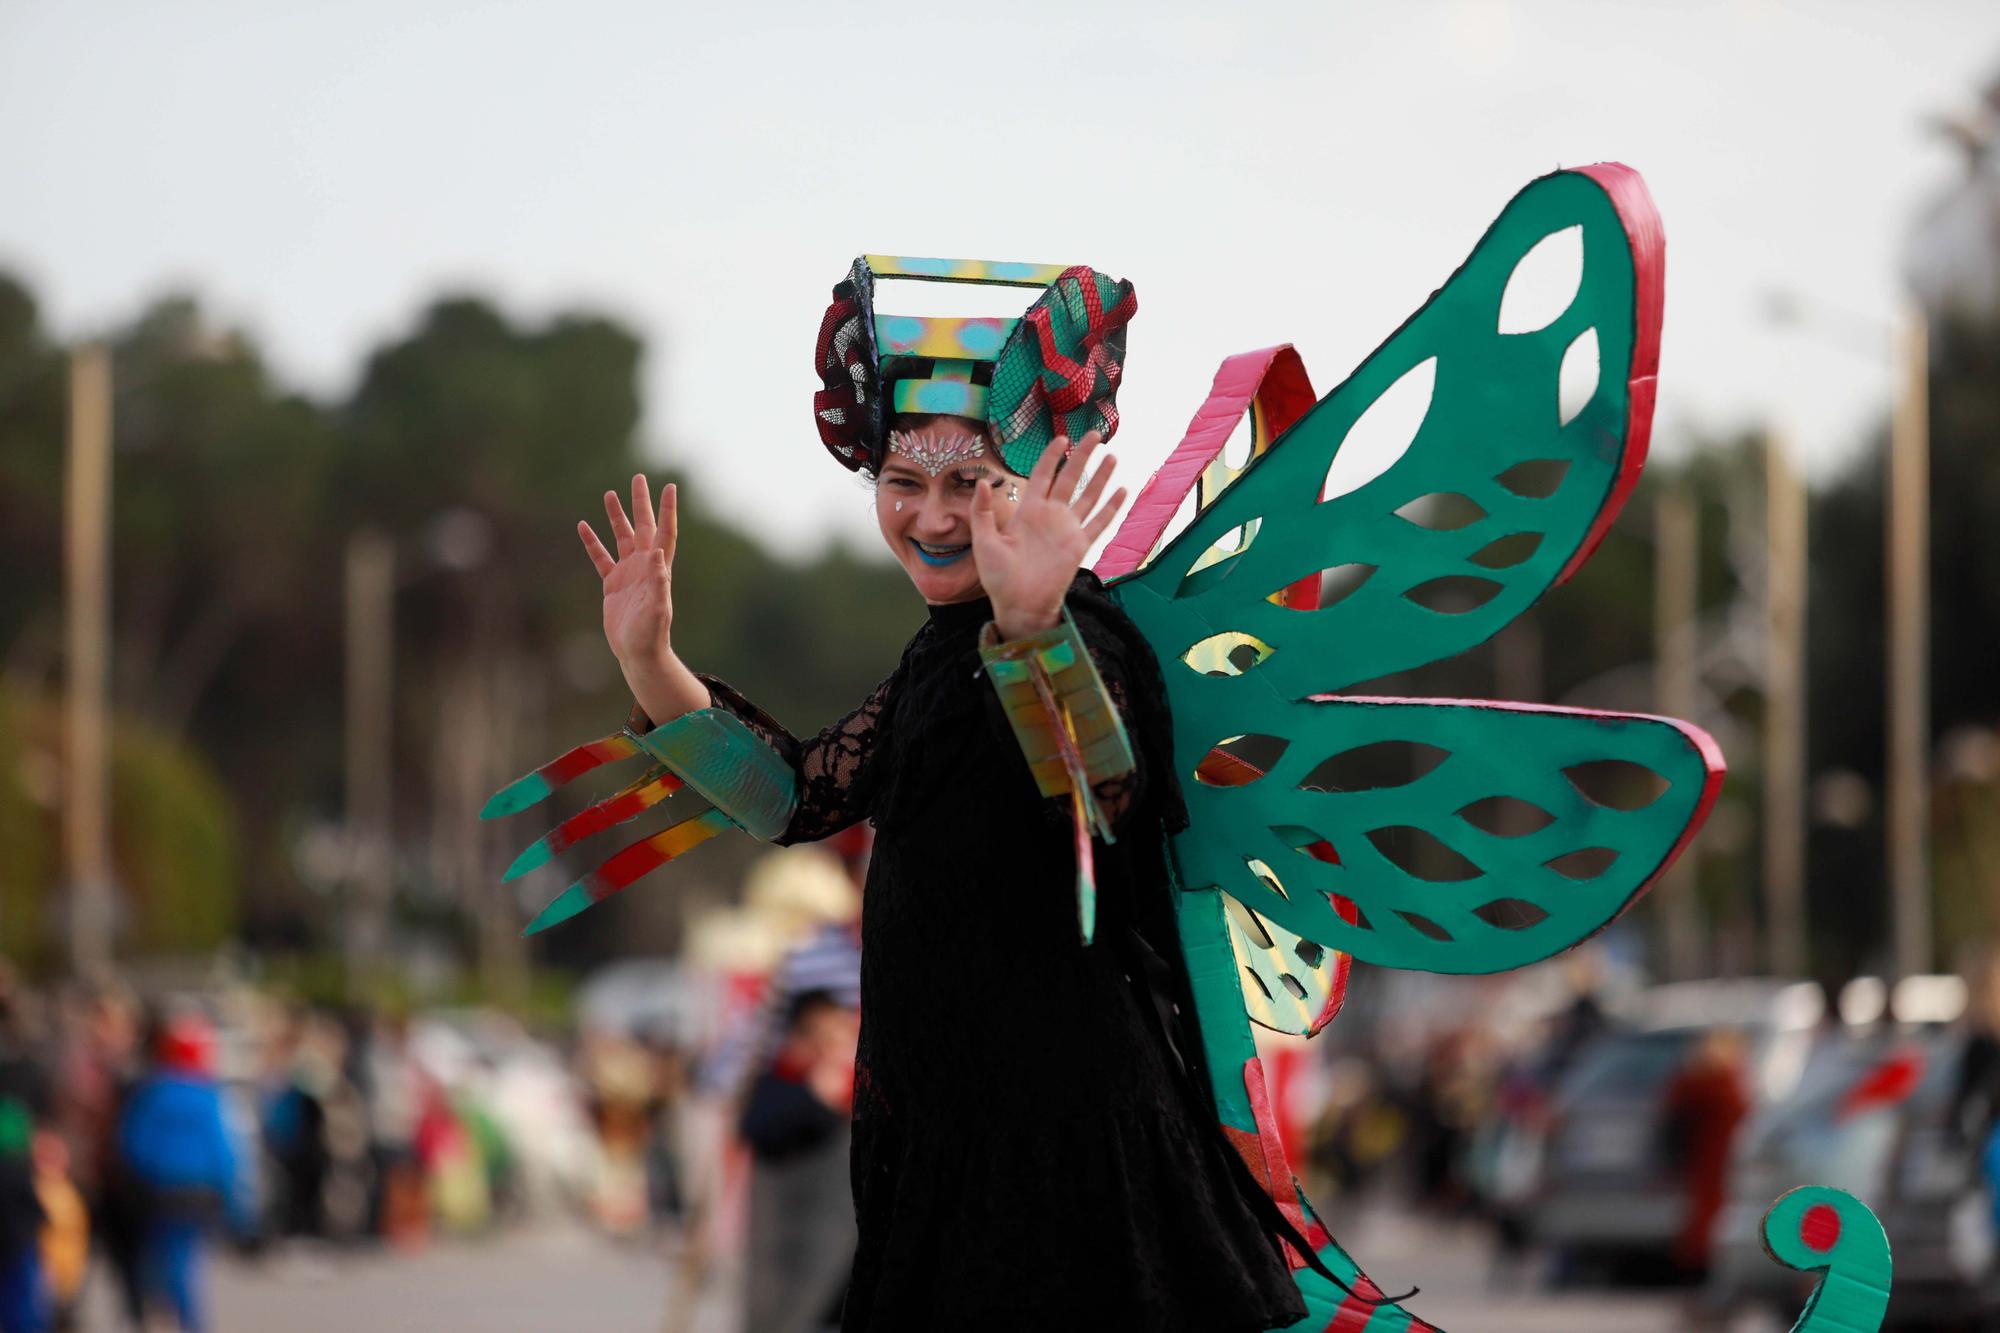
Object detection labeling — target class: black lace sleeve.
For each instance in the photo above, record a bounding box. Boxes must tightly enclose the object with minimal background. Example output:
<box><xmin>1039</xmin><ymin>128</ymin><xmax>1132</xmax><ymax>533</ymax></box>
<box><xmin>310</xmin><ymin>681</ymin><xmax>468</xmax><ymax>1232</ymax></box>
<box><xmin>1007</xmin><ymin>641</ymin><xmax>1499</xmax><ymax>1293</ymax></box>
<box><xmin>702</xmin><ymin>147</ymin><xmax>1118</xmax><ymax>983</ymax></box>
<box><xmin>692</xmin><ymin>673</ymin><xmax>896</xmax><ymax>846</ymax></box>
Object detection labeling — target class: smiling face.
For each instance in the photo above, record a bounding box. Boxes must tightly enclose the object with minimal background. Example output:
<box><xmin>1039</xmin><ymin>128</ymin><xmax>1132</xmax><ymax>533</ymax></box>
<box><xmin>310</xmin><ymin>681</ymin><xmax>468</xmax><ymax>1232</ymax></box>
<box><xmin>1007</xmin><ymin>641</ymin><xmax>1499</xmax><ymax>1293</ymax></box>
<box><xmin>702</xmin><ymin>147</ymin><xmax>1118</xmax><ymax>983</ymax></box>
<box><xmin>874</xmin><ymin>414</ymin><xmax>1012</xmax><ymax>604</ymax></box>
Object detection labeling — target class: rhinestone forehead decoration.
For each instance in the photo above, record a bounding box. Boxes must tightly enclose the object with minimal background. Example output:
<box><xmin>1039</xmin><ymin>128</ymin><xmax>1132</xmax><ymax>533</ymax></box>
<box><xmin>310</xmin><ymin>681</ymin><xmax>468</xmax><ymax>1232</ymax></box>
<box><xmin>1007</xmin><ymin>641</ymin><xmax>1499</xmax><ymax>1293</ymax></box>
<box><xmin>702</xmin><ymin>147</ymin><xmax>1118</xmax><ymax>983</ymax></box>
<box><xmin>887</xmin><ymin>427</ymin><xmax>986</xmax><ymax>478</ymax></box>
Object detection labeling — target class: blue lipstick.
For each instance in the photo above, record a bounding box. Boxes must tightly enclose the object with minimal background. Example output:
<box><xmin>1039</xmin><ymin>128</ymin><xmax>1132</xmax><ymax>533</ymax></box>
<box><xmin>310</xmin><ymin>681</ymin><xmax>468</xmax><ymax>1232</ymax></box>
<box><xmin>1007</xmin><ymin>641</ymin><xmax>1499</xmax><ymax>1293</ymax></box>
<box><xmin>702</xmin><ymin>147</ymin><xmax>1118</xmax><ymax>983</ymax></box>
<box><xmin>910</xmin><ymin>538</ymin><xmax>970</xmax><ymax>567</ymax></box>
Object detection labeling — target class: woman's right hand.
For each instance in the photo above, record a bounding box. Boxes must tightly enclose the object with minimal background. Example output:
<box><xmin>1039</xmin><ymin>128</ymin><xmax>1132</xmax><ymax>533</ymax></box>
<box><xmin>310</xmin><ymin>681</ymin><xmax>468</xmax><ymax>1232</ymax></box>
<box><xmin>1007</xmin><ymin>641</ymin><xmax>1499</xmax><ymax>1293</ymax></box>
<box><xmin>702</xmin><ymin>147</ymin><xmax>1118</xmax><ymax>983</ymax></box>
<box><xmin>579</xmin><ymin>475</ymin><xmax>710</xmax><ymax>723</ymax></box>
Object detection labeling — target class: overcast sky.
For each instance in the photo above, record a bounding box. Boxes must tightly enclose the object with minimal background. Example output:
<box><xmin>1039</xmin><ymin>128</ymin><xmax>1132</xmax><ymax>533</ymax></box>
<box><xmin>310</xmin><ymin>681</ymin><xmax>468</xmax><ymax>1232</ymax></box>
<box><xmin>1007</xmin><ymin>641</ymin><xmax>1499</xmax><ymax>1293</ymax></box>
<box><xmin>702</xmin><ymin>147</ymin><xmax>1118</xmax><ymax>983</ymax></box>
<box><xmin>3</xmin><ymin>0</ymin><xmax>1996</xmax><ymax>557</ymax></box>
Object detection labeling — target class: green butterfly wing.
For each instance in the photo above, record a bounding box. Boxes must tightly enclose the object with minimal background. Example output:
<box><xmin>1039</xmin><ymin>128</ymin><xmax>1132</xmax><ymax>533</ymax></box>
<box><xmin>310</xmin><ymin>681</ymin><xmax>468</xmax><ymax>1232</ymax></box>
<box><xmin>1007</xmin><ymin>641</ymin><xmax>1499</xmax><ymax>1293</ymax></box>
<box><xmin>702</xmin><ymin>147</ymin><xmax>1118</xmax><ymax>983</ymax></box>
<box><xmin>1149</xmin><ymin>684</ymin><xmax>1724</xmax><ymax>975</ymax></box>
<box><xmin>1111</xmin><ymin>165</ymin><xmax>1661</xmax><ymax>699</ymax></box>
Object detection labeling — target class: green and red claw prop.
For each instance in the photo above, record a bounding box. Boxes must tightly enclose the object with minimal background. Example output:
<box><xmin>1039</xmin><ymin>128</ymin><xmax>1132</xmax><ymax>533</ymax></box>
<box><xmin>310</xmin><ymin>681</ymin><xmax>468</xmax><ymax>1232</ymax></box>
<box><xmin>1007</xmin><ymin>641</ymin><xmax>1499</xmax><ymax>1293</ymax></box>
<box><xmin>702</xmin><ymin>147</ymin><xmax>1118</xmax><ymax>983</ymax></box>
<box><xmin>479</xmin><ymin>731</ymin><xmax>640</xmax><ymax>818</ymax></box>
<box><xmin>979</xmin><ymin>611</ymin><xmax>1136</xmax><ymax>944</ymax></box>
<box><xmin>522</xmin><ymin>805</ymin><xmax>733</xmax><ymax>936</ymax></box>
<box><xmin>501</xmin><ymin>767</ymin><xmax>683</xmax><ymax>882</ymax></box>
<box><xmin>484</xmin><ymin>708</ymin><xmax>797</xmax><ymax>934</ymax></box>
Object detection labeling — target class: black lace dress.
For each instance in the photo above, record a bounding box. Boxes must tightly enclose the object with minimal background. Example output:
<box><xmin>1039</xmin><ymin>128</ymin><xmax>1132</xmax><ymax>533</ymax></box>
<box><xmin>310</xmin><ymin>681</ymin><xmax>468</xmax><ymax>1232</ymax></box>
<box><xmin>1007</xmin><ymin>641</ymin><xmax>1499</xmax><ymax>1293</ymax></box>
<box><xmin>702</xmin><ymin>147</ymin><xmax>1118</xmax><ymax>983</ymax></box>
<box><xmin>702</xmin><ymin>573</ymin><xmax>1308</xmax><ymax>1333</ymax></box>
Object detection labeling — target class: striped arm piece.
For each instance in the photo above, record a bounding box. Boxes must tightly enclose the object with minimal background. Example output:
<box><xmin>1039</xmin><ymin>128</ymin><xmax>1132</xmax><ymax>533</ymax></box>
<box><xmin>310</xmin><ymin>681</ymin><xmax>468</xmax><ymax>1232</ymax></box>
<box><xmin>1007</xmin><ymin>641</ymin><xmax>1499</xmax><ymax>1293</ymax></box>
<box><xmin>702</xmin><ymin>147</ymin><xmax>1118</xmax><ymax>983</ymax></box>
<box><xmin>630</xmin><ymin>707</ymin><xmax>798</xmax><ymax>843</ymax></box>
<box><xmin>979</xmin><ymin>611</ymin><xmax>1137</xmax><ymax>945</ymax></box>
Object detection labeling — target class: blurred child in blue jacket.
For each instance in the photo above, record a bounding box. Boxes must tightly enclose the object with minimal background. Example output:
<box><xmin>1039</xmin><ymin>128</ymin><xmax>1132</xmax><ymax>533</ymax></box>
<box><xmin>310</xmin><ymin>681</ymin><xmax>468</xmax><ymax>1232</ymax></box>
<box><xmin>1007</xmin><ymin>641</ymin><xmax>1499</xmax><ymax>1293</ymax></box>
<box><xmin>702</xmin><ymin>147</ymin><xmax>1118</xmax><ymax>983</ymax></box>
<box><xmin>118</xmin><ymin>1015</ymin><xmax>245</xmax><ymax>1333</ymax></box>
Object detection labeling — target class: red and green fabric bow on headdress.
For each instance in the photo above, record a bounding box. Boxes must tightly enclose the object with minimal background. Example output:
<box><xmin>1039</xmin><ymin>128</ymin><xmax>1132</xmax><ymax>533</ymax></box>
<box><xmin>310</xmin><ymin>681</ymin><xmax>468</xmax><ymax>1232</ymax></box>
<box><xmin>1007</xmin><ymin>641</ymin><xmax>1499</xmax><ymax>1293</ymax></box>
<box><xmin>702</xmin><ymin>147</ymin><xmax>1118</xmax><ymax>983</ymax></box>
<box><xmin>812</xmin><ymin>255</ymin><xmax>1136</xmax><ymax>475</ymax></box>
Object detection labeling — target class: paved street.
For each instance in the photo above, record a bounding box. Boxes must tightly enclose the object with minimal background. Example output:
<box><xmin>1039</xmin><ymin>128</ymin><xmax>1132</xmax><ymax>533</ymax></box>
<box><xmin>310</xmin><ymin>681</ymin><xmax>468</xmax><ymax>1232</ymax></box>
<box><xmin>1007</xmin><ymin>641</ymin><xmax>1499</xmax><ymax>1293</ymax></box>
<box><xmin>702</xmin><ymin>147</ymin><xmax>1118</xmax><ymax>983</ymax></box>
<box><xmin>73</xmin><ymin>1204</ymin><xmax>1767</xmax><ymax>1333</ymax></box>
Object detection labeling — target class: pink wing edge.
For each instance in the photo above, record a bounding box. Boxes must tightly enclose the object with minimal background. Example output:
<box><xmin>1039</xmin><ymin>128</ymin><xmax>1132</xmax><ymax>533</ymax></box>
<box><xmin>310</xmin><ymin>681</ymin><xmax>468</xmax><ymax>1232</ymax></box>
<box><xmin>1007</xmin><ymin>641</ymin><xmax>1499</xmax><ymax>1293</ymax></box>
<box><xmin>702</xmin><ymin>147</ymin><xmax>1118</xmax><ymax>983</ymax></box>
<box><xmin>1094</xmin><ymin>344</ymin><xmax>1312</xmax><ymax>581</ymax></box>
<box><xmin>1559</xmin><ymin>161</ymin><xmax>1666</xmax><ymax>585</ymax></box>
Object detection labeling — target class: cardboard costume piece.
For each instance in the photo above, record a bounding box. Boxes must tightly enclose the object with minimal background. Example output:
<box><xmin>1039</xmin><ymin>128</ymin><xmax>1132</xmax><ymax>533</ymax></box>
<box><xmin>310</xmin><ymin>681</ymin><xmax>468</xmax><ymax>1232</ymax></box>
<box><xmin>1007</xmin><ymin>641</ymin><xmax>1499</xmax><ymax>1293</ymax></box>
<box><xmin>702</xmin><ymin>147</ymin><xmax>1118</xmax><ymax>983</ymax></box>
<box><xmin>487</xmin><ymin>162</ymin><xmax>1893</xmax><ymax>1331</ymax></box>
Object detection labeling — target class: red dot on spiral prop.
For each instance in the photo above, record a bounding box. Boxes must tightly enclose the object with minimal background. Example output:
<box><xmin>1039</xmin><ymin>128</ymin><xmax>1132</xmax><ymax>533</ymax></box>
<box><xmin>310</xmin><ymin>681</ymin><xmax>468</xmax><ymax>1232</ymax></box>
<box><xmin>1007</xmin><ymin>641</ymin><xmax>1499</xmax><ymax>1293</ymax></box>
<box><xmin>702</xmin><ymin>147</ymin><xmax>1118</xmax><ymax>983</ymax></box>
<box><xmin>1799</xmin><ymin>1202</ymin><xmax>1842</xmax><ymax>1253</ymax></box>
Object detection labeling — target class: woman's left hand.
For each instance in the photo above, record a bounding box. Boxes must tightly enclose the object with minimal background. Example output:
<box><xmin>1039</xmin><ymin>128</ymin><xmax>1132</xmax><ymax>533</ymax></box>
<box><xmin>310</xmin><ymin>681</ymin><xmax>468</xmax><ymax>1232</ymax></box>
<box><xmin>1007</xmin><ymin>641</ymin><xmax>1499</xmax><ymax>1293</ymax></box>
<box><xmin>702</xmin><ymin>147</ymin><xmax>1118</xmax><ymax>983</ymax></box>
<box><xmin>970</xmin><ymin>430</ymin><xmax>1127</xmax><ymax>640</ymax></box>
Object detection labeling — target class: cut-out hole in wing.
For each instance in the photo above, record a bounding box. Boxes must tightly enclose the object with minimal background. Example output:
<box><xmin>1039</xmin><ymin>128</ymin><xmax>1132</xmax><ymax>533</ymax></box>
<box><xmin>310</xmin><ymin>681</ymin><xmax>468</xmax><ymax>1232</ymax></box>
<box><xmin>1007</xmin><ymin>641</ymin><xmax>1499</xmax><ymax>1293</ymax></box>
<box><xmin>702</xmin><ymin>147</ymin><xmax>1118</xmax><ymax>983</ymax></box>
<box><xmin>1559</xmin><ymin>328</ymin><xmax>1599</xmax><ymax>427</ymax></box>
<box><xmin>1473</xmin><ymin>898</ymin><xmax>1551</xmax><ymax>930</ymax></box>
<box><xmin>1321</xmin><ymin>357</ymin><xmax>1437</xmax><ymax>501</ymax></box>
<box><xmin>1246</xmin><ymin>857</ymin><xmax>1289</xmax><ymax>899</ymax></box>
<box><xmin>1182</xmin><ymin>632</ymin><xmax>1275</xmax><ymax>678</ymax></box>
<box><xmin>1397</xmin><ymin>910</ymin><xmax>1453</xmax><ymax>942</ymax></box>
<box><xmin>1394</xmin><ymin>492</ymin><xmax>1488</xmax><ymax>531</ymax></box>
<box><xmin>1564</xmin><ymin>759</ymin><xmax>1669</xmax><ymax>809</ymax></box>
<box><xmin>1497</xmin><ymin>225</ymin><xmax>1584</xmax><ymax>335</ymax></box>
<box><xmin>1193</xmin><ymin>734</ymin><xmax>1289</xmax><ymax>787</ymax></box>
<box><xmin>1263</xmin><ymin>564</ymin><xmax>1376</xmax><ymax>610</ymax></box>
<box><xmin>1177</xmin><ymin>522</ymin><xmax>1257</xmax><ymax>598</ymax></box>
<box><xmin>1297</xmin><ymin>740</ymin><xmax>1450</xmax><ymax>793</ymax></box>
<box><xmin>1456</xmin><ymin>795</ymin><xmax>1556</xmax><ymax>837</ymax></box>
<box><xmin>1223</xmin><ymin>886</ymin><xmax>1347</xmax><ymax>1037</ymax></box>
<box><xmin>1365</xmin><ymin>825</ymin><xmax>1484</xmax><ymax>882</ymax></box>
<box><xmin>1403</xmin><ymin>575</ymin><xmax>1504</xmax><ymax>613</ymax></box>
<box><xmin>1469</xmin><ymin>532</ymin><xmax>1543</xmax><ymax>570</ymax></box>
<box><xmin>1547</xmin><ymin>846</ymin><xmax>1620</xmax><ymax>880</ymax></box>
<box><xmin>1495</xmin><ymin>458</ymin><xmax>1571</xmax><ymax>498</ymax></box>
<box><xmin>1273</xmin><ymin>824</ymin><xmax>1342</xmax><ymax>865</ymax></box>
<box><xmin>1225</xmin><ymin>893</ymin><xmax>1276</xmax><ymax>948</ymax></box>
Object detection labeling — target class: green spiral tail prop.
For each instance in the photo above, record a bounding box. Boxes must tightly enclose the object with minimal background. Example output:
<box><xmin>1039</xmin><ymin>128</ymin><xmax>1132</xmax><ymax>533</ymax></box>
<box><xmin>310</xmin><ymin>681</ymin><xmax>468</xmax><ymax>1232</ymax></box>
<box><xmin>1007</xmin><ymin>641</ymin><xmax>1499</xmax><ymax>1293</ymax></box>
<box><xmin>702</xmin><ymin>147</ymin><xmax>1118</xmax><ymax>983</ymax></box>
<box><xmin>1762</xmin><ymin>1187</ymin><xmax>1892</xmax><ymax>1333</ymax></box>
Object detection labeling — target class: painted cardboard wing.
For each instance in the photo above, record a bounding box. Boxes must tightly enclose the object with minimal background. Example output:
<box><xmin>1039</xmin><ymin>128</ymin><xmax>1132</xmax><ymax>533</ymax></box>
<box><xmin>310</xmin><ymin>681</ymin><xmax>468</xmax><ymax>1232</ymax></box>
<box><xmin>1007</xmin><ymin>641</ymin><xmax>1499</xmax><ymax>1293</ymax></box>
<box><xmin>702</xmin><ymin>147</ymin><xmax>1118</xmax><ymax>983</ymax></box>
<box><xmin>1094</xmin><ymin>164</ymin><xmax>1890</xmax><ymax>1332</ymax></box>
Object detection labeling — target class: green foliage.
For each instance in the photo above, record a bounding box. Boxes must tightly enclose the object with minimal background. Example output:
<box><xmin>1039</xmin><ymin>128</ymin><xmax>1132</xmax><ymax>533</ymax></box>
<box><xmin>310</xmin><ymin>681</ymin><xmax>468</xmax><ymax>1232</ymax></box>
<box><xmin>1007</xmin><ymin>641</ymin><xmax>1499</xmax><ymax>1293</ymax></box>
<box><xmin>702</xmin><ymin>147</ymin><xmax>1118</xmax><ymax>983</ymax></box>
<box><xmin>108</xmin><ymin>710</ymin><xmax>239</xmax><ymax>954</ymax></box>
<box><xmin>0</xmin><ymin>689</ymin><xmax>54</xmax><ymax>966</ymax></box>
<box><xmin>0</xmin><ymin>686</ymin><xmax>237</xmax><ymax>965</ymax></box>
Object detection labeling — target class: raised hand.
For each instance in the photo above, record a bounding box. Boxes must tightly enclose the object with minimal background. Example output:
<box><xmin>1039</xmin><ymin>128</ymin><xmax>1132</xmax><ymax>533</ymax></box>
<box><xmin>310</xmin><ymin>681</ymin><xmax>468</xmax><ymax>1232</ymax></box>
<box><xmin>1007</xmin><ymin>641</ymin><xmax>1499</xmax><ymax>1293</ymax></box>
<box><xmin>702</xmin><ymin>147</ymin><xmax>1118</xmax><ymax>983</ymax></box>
<box><xmin>578</xmin><ymin>475</ymin><xmax>710</xmax><ymax>723</ymax></box>
<box><xmin>969</xmin><ymin>431</ymin><xmax>1127</xmax><ymax>641</ymax></box>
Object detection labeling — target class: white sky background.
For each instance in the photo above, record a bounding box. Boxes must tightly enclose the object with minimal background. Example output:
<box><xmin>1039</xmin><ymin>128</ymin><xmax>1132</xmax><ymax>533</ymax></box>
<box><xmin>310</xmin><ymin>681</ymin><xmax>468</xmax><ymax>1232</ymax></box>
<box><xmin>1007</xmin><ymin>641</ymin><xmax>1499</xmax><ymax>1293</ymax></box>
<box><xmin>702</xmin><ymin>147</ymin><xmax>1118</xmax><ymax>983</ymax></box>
<box><xmin>2</xmin><ymin>0</ymin><xmax>1996</xmax><ymax>558</ymax></box>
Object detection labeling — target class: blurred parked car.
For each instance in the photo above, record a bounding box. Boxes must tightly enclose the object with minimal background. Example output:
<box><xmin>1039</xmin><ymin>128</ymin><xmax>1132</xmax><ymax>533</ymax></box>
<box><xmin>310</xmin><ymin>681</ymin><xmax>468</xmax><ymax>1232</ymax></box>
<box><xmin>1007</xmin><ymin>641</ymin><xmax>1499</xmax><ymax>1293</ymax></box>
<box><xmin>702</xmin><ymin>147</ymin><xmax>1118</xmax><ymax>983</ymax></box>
<box><xmin>1528</xmin><ymin>979</ymin><xmax>1824</xmax><ymax>1275</ymax></box>
<box><xmin>1708</xmin><ymin>976</ymin><xmax>2000</xmax><ymax>1328</ymax></box>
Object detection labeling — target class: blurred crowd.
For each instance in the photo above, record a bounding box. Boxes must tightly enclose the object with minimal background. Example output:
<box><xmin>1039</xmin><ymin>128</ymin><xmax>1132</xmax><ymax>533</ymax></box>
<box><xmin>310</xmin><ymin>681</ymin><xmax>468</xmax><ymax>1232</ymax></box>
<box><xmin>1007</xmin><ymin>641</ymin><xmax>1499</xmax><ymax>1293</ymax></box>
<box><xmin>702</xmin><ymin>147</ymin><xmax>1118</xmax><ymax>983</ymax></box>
<box><xmin>0</xmin><ymin>965</ymin><xmax>706</xmax><ymax>1332</ymax></box>
<box><xmin>0</xmin><ymin>837</ymin><xmax>871</xmax><ymax>1333</ymax></box>
<box><xmin>7</xmin><ymin>850</ymin><xmax>2000</xmax><ymax>1333</ymax></box>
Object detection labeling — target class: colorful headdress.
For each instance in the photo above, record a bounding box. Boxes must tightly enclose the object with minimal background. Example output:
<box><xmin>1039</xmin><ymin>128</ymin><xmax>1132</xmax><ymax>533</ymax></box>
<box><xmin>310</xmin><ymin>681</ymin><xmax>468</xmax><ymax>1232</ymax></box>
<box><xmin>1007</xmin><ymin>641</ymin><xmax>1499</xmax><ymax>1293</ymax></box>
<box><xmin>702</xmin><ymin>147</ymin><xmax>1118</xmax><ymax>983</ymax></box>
<box><xmin>812</xmin><ymin>255</ymin><xmax>1136</xmax><ymax>476</ymax></box>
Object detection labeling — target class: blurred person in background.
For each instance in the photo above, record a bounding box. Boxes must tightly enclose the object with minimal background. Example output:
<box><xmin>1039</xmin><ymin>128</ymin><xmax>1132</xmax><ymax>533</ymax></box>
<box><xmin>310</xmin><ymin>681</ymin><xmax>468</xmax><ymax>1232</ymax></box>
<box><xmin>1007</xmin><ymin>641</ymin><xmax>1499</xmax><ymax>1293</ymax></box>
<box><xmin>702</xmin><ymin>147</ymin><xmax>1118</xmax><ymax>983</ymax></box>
<box><xmin>30</xmin><ymin>1133</ymin><xmax>86</xmax><ymax>1332</ymax></box>
<box><xmin>738</xmin><ymin>989</ymin><xmax>859</xmax><ymax>1333</ymax></box>
<box><xmin>1407</xmin><ymin>1027</ymin><xmax>1491</xmax><ymax>1213</ymax></box>
<box><xmin>1660</xmin><ymin>1026</ymin><xmax>1750</xmax><ymax>1276</ymax></box>
<box><xmin>0</xmin><ymin>1100</ymin><xmax>47</xmax><ymax>1333</ymax></box>
<box><xmin>49</xmin><ymin>982</ymin><xmax>141</xmax><ymax>1320</ymax></box>
<box><xmin>639</xmin><ymin>1027</ymin><xmax>689</xmax><ymax>1235</ymax></box>
<box><xmin>0</xmin><ymin>980</ymin><xmax>50</xmax><ymax>1333</ymax></box>
<box><xmin>706</xmin><ymin>846</ymin><xmax>863</xmax><ymax>1328</ymax></box>
<box><xmin>580</xmin><ymin>1030</ymin><xmax>656</xmax><ymax>1234</ymax></box>
<box><xmin>258</xmin><ymin>1007</ymin><xmax>332</xmax><ymax>1242</ymax></box>
<box><xmin>360</xmin><ymin>1011</ymin><xmax>426</xmax><ymax>1248</ymax></box>
<box><xmin>117</xmin><ymin>1012</ymin><xmax>247</xmax><ymax>1333</ymax></box>
<box><xmin>1949</xmin><ymin>946</ymin><xmax>2000</xmax><ymax>1228</ymax></box>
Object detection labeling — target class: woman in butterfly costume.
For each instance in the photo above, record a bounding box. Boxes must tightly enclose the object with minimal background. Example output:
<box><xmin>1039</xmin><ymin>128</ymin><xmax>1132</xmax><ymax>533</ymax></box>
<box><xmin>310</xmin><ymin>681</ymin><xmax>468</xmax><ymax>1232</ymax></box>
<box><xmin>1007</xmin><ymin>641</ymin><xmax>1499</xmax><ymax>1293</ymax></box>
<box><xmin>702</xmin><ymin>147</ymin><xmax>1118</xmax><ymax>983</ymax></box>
<box><xmin>489</xmin><ymin>165</ymin><xmax>1895</xmax><ymax>1332</ymax></box>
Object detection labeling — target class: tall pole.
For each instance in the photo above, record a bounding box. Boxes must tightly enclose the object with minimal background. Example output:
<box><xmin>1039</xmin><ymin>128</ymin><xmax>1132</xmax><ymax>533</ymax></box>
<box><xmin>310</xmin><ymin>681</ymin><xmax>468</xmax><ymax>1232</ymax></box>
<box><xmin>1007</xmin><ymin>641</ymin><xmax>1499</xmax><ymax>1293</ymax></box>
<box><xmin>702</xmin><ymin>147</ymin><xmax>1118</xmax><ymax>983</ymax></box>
<box><xmin>1654</xmin><ymin>486</ymin><xmax>1703</xmax><ymax>980</ymax></box>
<box><xmin>64</xmin><ymin>344</ymin><xmax>115</xmax><ymax>975</ymax></box>
<box><xmin>1887</xmin><ymin>301</ymin><xmax>1931</xmax><ymax>978</ymax></box>
<box><xmin>344</xmin><ymin>530</ymin><xmax>395</xmax><ymax>977</ymax></box>
<box><xmin>1764</xmin><ymin>430</ymin><xmax>1808</xmax><ymax>976</ymax></box>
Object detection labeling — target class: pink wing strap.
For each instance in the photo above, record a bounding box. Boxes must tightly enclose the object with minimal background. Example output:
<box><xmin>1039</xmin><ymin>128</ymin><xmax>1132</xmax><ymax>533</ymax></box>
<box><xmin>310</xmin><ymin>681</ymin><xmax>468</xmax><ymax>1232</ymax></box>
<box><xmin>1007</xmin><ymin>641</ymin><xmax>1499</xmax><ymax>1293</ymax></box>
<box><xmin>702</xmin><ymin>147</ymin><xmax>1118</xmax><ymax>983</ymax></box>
<box><xmin>1094</xmin><ymin>344</ymin><xmax>1315</xmax><ymax>581</ymax></box>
